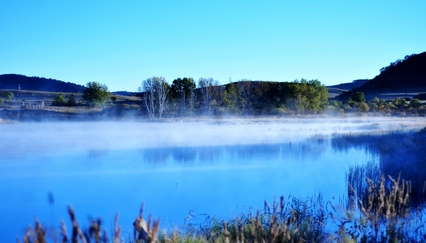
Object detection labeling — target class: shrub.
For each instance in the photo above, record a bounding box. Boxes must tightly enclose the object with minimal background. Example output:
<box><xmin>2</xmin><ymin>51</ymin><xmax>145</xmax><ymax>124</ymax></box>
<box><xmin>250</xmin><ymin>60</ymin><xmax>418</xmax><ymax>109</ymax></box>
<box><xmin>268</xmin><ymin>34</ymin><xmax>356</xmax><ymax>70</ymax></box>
<box><xmin>67</xmin><ymin>94</ymin><xmax>77</xmax><ymax>106</ymax></box>
<box><xmin>52</xmin><ymin>93</ymin><xmax>66</xmax><ymax>106</ymax></box>
<box><xmin>358</xmin><ymin>102</ymin><xmax>370</xmax><ymax>112</ymax></box>
<box><xmin>83</xmin><ymin>82</ymin><xmax>111</xmax><ymax>107</ymax></box>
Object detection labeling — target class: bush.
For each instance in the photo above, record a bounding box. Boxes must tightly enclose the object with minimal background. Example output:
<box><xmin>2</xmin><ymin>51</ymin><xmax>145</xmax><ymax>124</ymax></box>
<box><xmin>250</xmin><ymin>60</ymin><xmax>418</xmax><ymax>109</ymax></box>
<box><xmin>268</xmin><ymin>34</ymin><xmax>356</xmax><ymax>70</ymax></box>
<box><xmin>67</xmin><ymin>94</ymin><xmax>77</xmax><ymax>106</ymax></box>
<box><xmin>52</xmin><ymin>93</ymin><xmax>66</xmax><ymax>106</ymax></box>
<box><xmin>358</xmin><ymin>102</ymin><xmax>370</xmax><ymax>112</ymax></box>
<box><xmin>410</xmin><ymin>98</ymin><xmax>422</xmax><ymax>108</ymax></box>
<box><xmin>351</xmin><ymin>92</ymin><xmax>365</xmax><ymax>103</ymax></box>
<box><xmin>0</xmin><ymin>91</ymin><xmax>14</xmax><ymax>100</ymax></box>
<box><xmin>83</xmin><ymin>82</ymin><xmax>110</xmax><ymax>107</ymax></box>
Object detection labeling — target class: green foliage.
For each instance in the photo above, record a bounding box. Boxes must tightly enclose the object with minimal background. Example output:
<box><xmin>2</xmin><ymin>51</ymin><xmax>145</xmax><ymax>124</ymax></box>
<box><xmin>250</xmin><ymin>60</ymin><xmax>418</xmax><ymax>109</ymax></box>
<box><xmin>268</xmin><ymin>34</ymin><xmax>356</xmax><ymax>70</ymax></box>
<box><xmin>83</xmin><ymin>82</ymin><xmax>110</xmax><ymax>107</ymax></box>
<box><xmin>52</xmin><ymin>93</ymin><xmax>66</xmax><ymax>106</ymax></box>
<box><xmin>170</xmin><ymin>77</ymin><xmax>196</xmax><ymax>115</ymax></box>
<box><xmin>223</xmin><ymin>83</ymin><xmax>242</xmax><ymax>114</ymax></box>
<box><xmin>218</xmin><ymin>79</ymin><xmax>328</xmax><ymax>115</ymax></box>
<box><xmin>0</xmin><ymin>98</ymin><xmax>4</xmax><ymax>105</ymax></box>
<box><xmin>350</xmin><ymin>92</ymin><xmax>365</xmax><ymax>103</ymax></box>
<box><xmin>291</xmin><ymin>79</ymin><xmax>328</xmax><ymax>113</ymax></box>
<box><xmin>410</xmin><ymin>98</ymin><xmax>421</xmax><ymax>108</ymax></box>
<box><xmin>67</xmin><ymin>94</ymin><xmax>77</xmax><ymax>106</ymax></box>
<box><xmin>0</xmin><ymin>91</ymin><xmax>14</xmax><ymax>100</ymax></box>
<box><xmin>357</xmin><ymin>102</ymin><xmax>370</xmax><ymax>112</ymax></box>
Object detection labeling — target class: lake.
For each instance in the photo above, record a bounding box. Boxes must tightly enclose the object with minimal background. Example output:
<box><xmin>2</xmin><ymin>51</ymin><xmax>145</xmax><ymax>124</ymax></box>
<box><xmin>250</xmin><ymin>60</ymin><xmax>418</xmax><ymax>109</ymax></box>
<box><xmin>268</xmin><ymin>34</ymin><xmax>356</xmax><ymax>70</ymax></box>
<box><xmin>0</xmin><ymin>117</ymin><xmax>424</xmax><ymax>242</ymax></box>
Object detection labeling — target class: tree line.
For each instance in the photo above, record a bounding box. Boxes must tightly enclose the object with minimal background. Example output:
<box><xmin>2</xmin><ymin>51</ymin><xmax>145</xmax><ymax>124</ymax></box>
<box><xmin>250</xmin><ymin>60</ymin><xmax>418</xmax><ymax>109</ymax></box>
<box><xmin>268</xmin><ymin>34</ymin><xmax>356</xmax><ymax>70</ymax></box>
<box><xmin>329</xmin><ymin>91</ymin><xmax>426</xmax><ymax>116</ymax></box>
<box><xmin>45</xmin><ymin>78</ymin><xmax>426</xmax><ymax>118</ymax></box>
<box><xmin>137</xmin><ymin>77</ymin><xmax>328</xmax><ymax>118</ymax></box>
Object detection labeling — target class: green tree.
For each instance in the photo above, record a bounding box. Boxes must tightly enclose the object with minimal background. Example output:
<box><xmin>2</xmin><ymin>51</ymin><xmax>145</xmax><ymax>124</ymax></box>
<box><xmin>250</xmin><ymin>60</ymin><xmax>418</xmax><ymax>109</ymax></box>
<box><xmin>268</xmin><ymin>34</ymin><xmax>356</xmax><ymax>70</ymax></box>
<box><xmin>52</xmin><ymin>93</ymin><xmax>66</xmax><ymax>106</ymax></box>
<box><xmin>0</xmin><ymin>91</ymin><xmax>14</xmax><ymax>100</ymax></box>
<box><xmin>170</xmin><ymin>77</ymin><xmax>196</xmax><ymax>115</ymax></box>
<box><xmin>67</xmin><ymin>94</ymin><xmax>77</xmax><ymax>106</ymax></box>
<box><xmin>83</xmin><ymin>82</ymin><xmax>110</xmax><ymax>107</ymax></box>
<box><xmin>290</xmin><ymin>79</ymin><xmax>328</xmax><ymax>113</ymax></box>
<box><xmin>351</xmin><ymin>92</ymin><xmax>365</xmax><ymax>103</ymax></box>
<box><xmin>358</xmin><ymin>102</ymin><xmax>370</xmax><ymax>112</ymax></box>
<box><xmin>410</xmin><ymin>98</ymin><xmax>422</xmax><ymax>108</ymax></box>
<box><xmin>224</xmin><ymin>83</ymin><xmax>242</xmax><ymax>114</ymax></box>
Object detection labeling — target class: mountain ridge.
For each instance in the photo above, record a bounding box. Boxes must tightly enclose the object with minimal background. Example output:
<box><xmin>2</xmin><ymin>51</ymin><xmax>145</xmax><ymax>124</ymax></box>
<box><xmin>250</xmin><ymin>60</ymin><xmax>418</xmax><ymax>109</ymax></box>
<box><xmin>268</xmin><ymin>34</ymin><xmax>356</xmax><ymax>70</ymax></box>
<box><xmin>0</xmin><ymin>74</ymin><xmax>85</xmax><ymax>93</ymax></box>
<box><xmin>336</xmin><ymin>51</ymin><xmax>426</xmax><ymax>100</ymax></box>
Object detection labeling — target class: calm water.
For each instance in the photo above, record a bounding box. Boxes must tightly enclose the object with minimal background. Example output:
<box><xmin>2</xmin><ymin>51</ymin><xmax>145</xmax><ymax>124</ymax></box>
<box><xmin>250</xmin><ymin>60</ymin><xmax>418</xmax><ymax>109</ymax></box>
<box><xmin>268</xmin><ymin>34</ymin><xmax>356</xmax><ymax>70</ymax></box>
<box><xmin>0</xmin><ymin>118</ymin><xmax>423</xmax><ymax>242</ymax></box>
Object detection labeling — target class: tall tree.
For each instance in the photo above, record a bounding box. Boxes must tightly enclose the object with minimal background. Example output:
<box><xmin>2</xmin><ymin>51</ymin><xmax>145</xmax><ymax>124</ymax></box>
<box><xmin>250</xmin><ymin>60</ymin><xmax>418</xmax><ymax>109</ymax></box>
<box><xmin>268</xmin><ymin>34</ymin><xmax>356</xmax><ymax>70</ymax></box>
<box><xmin>170</xmin><ymin>77</ymin><xmax>196</xmax><ymax>116</ymax></box>
<box><xmin>139</xmin><ymin>77</ymin><xmax>169</xmax><ymax>119</ymax></box>
<box><xmin>224</xmin><ymin>83</ymin><xmax>241</xmax><ymax>114</ymax></box>
<box><xmin>198</xmin><ymin>78</ymin><xmax>215</xmax><ymax>115</ymax></box>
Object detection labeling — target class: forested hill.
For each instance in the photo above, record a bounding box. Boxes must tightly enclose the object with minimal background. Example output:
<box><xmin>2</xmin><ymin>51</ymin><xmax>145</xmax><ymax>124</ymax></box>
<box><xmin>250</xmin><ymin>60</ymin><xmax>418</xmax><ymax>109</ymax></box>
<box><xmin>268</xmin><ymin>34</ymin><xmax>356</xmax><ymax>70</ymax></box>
<box><xmin>337</xmin><ymin>51</ymin><xmax>426</xmax><ymax>100</ymax></box>
<box><xmin>0</xmin><ymin>74</ymin><xmax>85</xmax><ymax>92</ymax></box>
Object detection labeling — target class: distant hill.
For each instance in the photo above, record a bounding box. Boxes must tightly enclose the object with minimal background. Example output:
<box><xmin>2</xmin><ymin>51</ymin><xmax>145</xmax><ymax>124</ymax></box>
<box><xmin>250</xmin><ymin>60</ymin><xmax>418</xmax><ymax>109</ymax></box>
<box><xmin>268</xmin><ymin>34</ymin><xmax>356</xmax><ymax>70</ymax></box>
<box><xmin>326</xmin><ymin>79</ymin><xmax>369</xmax><ymax>98</ymax></box>
<box><xmin>336</xmin><ymin>51</ymin><xmax>426</xmax><ymax>100</ymax></box>
<box><xmin>0</xmin><ymin>74</ymin><xmax>85</xmax><ymax>93</ymax></box>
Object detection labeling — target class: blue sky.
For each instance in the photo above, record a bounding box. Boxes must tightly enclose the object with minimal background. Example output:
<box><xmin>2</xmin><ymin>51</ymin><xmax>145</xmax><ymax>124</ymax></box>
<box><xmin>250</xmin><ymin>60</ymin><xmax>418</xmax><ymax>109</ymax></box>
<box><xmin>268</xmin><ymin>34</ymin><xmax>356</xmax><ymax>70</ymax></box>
<box><xmin>1</xmin><ymin>1</ymin><xmax>425</xmax><ymax>92</ymax></box>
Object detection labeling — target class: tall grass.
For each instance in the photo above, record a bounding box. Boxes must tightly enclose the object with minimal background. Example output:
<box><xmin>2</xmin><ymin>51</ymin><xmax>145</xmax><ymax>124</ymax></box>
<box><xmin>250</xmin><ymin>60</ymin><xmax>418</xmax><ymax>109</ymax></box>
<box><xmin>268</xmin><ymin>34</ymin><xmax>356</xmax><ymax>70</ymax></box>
<box><xmin>19</xmin><ymin>177</ymin><xmax>426</xmax><ymax>243</ymax></box>
<box><xmin>333</xmin><ymin>174</ymin><xmax>426</xmax><ymax>243</ymax></box>
<box><xmin>175</xmin><ymin>195</ymin><xmax>329</xmax><ymax>243</ymax></box>
<box><xmin>332</xmin><ymin>128</ymin><xmax>426</xmax><ymax>204</ymax></box>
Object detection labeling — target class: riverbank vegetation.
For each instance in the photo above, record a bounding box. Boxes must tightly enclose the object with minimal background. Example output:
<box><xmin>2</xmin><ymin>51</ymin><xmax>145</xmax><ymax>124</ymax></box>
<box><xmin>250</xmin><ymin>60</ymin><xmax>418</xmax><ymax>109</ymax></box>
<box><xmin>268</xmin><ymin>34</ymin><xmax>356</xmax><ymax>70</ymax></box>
<box><xmin>20</xmin><ymin>174</ymin><xmax>426</xmax><ymax>243</ymax></box>
<box><xmin>2</xmin><ymin>76</ymin><xmax>426</xmax><ymax>121</ymax></box>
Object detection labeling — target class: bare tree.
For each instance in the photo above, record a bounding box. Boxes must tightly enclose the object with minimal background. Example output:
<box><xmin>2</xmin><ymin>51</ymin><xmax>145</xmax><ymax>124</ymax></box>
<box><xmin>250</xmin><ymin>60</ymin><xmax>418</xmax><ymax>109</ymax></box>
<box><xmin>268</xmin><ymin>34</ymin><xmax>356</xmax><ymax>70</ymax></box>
<box><xmin>139</xmin><ymin>77</ymin><xmax>169</xmax><ymax>119</ymax></box>
<box><xmin>188</xmin><ymin>88</ymin><xmax>195</xmax><ymax>117</ymax></box>
<box><xmin>155</xmin><ymin>77</ymin><xmax>169</xmax><ymax>118</ymax></box>
<box><xmin>139</xmin><ymin>78</ymin><xmax>156</xmax><ymax>119</ymax></box>
<box><xmin>198</xmin><ymin>78</ymin><xmax>215</xmax><ymax>115</ymax></box>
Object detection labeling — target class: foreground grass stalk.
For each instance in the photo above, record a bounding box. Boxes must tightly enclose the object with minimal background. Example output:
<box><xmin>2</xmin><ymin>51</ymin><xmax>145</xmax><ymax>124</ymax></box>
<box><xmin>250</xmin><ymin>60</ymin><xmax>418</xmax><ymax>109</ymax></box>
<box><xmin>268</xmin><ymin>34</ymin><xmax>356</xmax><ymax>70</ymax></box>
<box><xmin>20</xmin><ymin>175</ymin><xmax>426</xmax><ymax>242</ymax></box>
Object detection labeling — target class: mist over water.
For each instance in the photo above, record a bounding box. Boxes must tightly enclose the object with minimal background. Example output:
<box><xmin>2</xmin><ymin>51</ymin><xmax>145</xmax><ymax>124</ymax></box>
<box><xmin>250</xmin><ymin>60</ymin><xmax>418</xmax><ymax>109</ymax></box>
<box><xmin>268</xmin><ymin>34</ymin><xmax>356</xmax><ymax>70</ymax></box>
<box><xmin>0</xmin><ymin>117</ymin><xmax>424</xmax><ymax>242</ymax></box>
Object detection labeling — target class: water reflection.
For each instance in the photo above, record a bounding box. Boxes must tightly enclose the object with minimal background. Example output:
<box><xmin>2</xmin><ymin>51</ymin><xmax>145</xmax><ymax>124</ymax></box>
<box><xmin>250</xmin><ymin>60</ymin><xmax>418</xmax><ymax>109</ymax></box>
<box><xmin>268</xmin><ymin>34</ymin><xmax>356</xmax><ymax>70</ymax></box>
<box><xmin>5</xmin><ymin>118</ymin><xmax>423</xmax><ymax>242</ymax></box>
<box><xmin>331</xmin><ymin>129</ymin><xmax>426</xmax><ymax>202</ymax></box>
<box><xmin>139</xmin><ymin>141</ymin><xmax>329</xmax><ymax>165</ymax></box>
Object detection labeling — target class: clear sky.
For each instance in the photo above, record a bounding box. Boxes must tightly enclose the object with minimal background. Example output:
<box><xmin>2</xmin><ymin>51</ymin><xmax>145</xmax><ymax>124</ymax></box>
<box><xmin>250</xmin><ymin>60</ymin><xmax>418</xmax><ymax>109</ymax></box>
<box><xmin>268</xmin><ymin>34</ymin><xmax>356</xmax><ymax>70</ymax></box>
<box><xmin>1</xmin><ymin>1</ymin><xmax>425</xmax><ymax>92</ymax></box>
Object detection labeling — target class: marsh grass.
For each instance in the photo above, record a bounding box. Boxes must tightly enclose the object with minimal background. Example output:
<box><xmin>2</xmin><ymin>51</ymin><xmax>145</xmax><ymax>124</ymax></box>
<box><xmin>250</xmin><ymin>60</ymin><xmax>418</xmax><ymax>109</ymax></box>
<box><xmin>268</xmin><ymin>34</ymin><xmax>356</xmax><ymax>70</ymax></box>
<box><xmin>174</xmin><ymin>195</ymin><xmax>329</xmax><ymax>243</ymax></box>
<box><xmin>332</xmin><ymin>128</ymin><xmax>426</xmax><ymax>203</ymax></box>
<box><xmin>20</xmin><ymin>182</ymin><xmax>426</xmax><ymax>243</ymax></box>
<box><xmin>333</xmin><ymin>173</ymin><xmax>426</xmax><ymax>243</ymax></box>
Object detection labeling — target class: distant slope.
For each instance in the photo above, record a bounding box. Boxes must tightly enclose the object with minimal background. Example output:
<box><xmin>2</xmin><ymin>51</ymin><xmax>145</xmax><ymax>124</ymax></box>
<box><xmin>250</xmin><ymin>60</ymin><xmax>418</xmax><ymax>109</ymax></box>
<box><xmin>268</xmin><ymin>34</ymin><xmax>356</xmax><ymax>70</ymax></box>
<box><xmin>326</xmin><ymin>80</ymin><xmax>369</xmax><ymax>98</ymax></box>
<box><xmin>0</xmin><ymin>74</ymin><xmax>85</xmax><ymax>92</ymax></box>
<box><xmin>336</xmin><ymin>52</ymin><xmax>426</xmax><ymax>100</ymax></box>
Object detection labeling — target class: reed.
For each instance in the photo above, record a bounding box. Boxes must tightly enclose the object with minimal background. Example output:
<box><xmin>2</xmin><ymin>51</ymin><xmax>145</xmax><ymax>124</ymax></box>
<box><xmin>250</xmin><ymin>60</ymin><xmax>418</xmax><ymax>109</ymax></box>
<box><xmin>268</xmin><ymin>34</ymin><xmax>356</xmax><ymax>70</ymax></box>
<box><xmin>333</xmin><ymin>174</ymin><xmax>426</xmax><ymax>242</ymax></box>
<box><xmin>19</xmin><ymin>177</ymin><xmax>426</xmax><ymax>242</ymax></box>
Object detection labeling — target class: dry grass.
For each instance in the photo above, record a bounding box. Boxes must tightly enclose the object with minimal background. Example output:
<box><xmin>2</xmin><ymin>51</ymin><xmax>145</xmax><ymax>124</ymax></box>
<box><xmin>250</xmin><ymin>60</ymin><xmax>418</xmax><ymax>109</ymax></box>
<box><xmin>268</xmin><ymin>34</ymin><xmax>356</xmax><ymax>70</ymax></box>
<box><xmin>19</xmin><ymin>176</ymin><xmax>426</xmax><ymax>243</ymax></box>
<box><xmin>333</xmin><ymin>174</ymin><xmax>426</xmax><ymax>243</ymax></box>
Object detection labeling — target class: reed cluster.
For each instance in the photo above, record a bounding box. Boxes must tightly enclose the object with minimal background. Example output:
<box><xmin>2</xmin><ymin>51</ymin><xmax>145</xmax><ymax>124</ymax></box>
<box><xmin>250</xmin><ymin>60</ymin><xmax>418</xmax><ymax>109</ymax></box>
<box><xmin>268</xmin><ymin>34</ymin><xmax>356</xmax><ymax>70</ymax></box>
<box><xmin>167</xmin><ymin>195</ymin><xmax>328</xmax><ymax>243</ymax></box>
<box><xmin>19</xmin><ymin>176</ymin><xmax>426</xmax><ymax>243</ymax></box>
<box><xmin>333</xmin><ymin>174</ymin><xmax>426</xmax><ymax>243</ymax></box>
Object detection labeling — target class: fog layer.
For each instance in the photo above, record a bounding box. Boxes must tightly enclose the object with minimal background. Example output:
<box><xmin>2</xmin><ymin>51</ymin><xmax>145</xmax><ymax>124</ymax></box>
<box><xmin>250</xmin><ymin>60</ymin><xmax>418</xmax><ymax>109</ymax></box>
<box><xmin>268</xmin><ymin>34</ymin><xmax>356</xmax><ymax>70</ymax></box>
<box><xmin>1</xmin><ymin>117</ymin><xmax>424</xmax><ymax>158</ymax></box>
